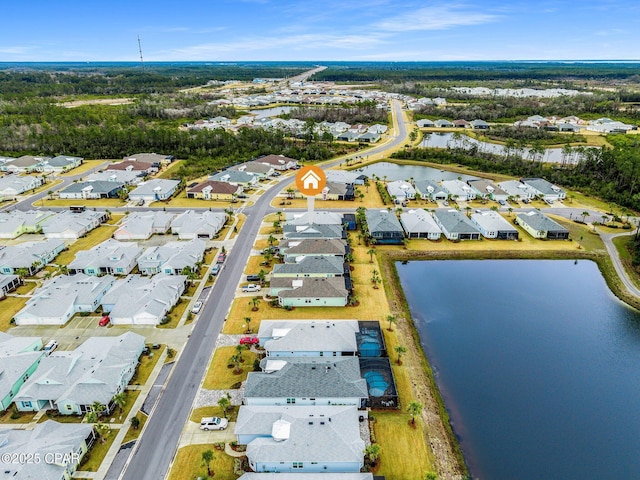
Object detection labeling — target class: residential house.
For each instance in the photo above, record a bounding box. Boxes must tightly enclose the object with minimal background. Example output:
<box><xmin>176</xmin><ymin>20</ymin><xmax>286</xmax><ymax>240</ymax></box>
<box><xmin>14</xmin><ymin>274</ymin><xmax>115</xmax><ymax>325</ymax></box>
<box><xmin>325</xmin><ymin>170</ymin><xmax>367</xmax><ymax>186</ymax></box>
<box><xmin>274</xmin><ymin>277</ymin><xmax>349</xmax><ymax>308</ymax></box>
<box><xmin>336</xmin><ymin>131</ymin><xmax>360</xmax><ymax>142</ymax></box>
<box><xmin>470</xmin><ymin>211</ymin><xmax>519</xmax><ymax>239</ymax></box>
<box><xmin>85</xmin><ymin>170</ymin><xmax>141</xmax><ymax>185</ymax></box>
<box><xmin>170</xmin><ymin>210</ymin><xmax>227</xmax><ymax>239</ymax></box>
<box><xmin>470</xmin><ymin>119</ymin><xmax>490</xmax><ymax>129</ymax></box>
<box><xmin>386</xmin><ymin>181</ymin><xmax>416</xmax><ymax>202</ymax></box>
<box><xmin>497</xmin><ymin>180</ymin><xmax>537</xmax><ymax>202</ymax></box>
<box><xmin>368</xmin><ymin>124</ymin><xmax>388</xmax><ymax>134</ymax></box>
<box><xmin>285</xmin><ymin>211</ymin><xmax>345</xmax><ymax>227</ymax></box>
<box><xmin>208</xmin><ymin>169</ymin><xmax>259</xmax><ymax>187</ymax></box>
<box><xmin>280</xmin><ymin>238</ymin><xmax>348</xmax><ymax>263</ymax></box>
<box><xmin>416</xmin><ymin>119</ymin><xmax>435</xmax><ymax>128</ymax></box>
<box><xmin>42</xmin><ymin>210</ymin><xmax>108</xmax><ymax>239</ymax></box>
<box><xmin>186</xmin><ymin>180</ymin><xmax>242</xmax><ymax>201</ymax></box>
<box><xmin>557</xmin><ymin>123</ymin><xmax>580</xmax><ymax>132</ymax></box>
<box><xmin>0</xmin><ymin>275</ymin><xmax>22</xmax><ymax>297</ymax></box>
<box><xmin>124</xmin><ymin>152</ymin><xmax>175</xmax><ymax>165</ymax></box>
<box><xmin>244</xmin><ymin>356</ymin><xmax>368</xmax><ymax>407</ymax></box>
<box><xmin>434</xmin><ymin>119</ymin><xmax>453</xmax><ymax>128</ymax></box>
<box><xmin>68</xmin><ymin>239</ymin><xmax>143</xmax><ymax>276</ymax></box>
<box><xmin>14</xmin><ymin>332</ymin><xmax>144</xmax><ymax>415</ymax></box>
<box><xmin>128</xmin><ymin>179</ymin><xmax>180</xmax><ymax>202</ymax></box>
<box><xmin>230</xmin><ymin>161</ymin><xmax>274</xmax><ymax>179</ymax></box>
<box><xmin>414</xmin><ymin>179</ymin><xmax>448</xmax><ymax>201</ymax></box>
<box><xmin>400</xmin><ymin>209</ymin><xmax>442</xmax><ymax>240</ymax></box>
<box><xmin>113</xmin><ymin>211</ymin><xmax>176</xmax><ymax>240</ymax></box>
<box><xmin>467</xmin><ymin>179</ymin><xmax>509</xmax><ymax>202</ymax></box>
<box><xmin>441</xmin><ymin>179</ymin><xmax>476</xmax><ymax>201</ymax></box>
<box><xmin>0</xmin><ymin>175</ymin><xmax>44</xmax><ymax>196</ymax></box>
<box><xmin>283</xmin><ymin>223</ymin><xmax>346</xmax><ymax>240</ymax></box>
<box><xmin>0</xmin><ymin>239</ymin><xmax>66</xmax><ymax>275</ymax></box>
<box><xmin>0</xmin><ymin>421</ymin><xmax>96</xmax><ymax>479</ymax></box>
<box><xmin>137</xmin><ymin>239</ymin><xmax>206</xmax><ymax>275</ymax></box>
<box><xmin>101</xmin><ymin>274</ymin><xmax>186</xmax><ymax>325</ymax></box>
<box><xmin>515</xmin><ymin>211</ymin><xmax>570</xmax><ymax>239</ymax></box>
<box><xmin>1</xmin><ymin>155</ymin><xmax>49</xmax><ymax>173</ymax></box>
<box><xmin>365</xmin><ymin>209</ymin><xmax>404</xmax><ymax>245</ymax></box>
<box><xmin>318</xmin><ymin>181</ymin><xmax>354</xmax><ymax>201</ymax></box>
<box><xmin>357</xmin><ymin>132</ymin><xmax>380</xmax><ymax>143</ymax></box>
<box><xmin>256</xmin><ymin>154</ymin><xmax>299</xmax><ymax>170</ymax></box>
<box><xmin>433</xmin><ymin>210</ymin><xmax>481</xmax><ymax>240</ymax></box>
<box><xmin>42</xmin><ymin>155</ymin><xmax>83</xmax><ymax>173</ymax></box>
<box><xmin>521</xmin><ymin>178</ymin><xmax>567</xmax><ymax>202</ymax></box>
<box><xmin>58</xmin><ymin>181</ymin><xmax>124</xmax><ymax>199</ymax></box>
<box><xmin>0</xmin><ymin>333</ymin><xmax>43</xmax><ymax>411</ymax></box>
<box><xmin>272</xmin><ymin>256</ymin><xmax>346</xmax><ymax>279</ymax></box>
<box><xmin>258</xmin><ymin>320</ymin><xmax>359</xmax><ymax>357</ymax></box>
<box><xmin>105</xmin><ymin>160</ymin><xmax>155</xmax><ymax>174</ymax></box>
<box><xmin>236</xmin><ymin>405</ymin><xmax>365</xmax><ymax>473</ymax></box>
<box><xmin>0</xmin><ymin>210</ymin><xmax>55</xmax><ymax>239</ymax></box>
<box><xmin>453</xmin><ymin>119</ymin><xmax>471</xmax><ymax>128</ymax></box>
<box><xmin>237</xmin><ymin>474</ymin><xmax>375</xmax><ymax>480</ymax></box>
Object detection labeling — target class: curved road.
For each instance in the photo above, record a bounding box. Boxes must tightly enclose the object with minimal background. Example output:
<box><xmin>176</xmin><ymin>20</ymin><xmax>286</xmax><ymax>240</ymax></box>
<box><xmin>120</xmin><ymin>99</ymin><xmax>409</xmax><ymax>480</ymax></box>
<box><xmin>601</xmin><ymin>231</ymin><xmax>640</xmax><ymax>298</ymax></box>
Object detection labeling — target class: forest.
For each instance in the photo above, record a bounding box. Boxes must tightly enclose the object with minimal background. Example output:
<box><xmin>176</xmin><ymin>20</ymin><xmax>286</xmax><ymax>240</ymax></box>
<box><xmin>282</xmin><ymin>100</ymin><xmax>388</xmax><ymax>124</ymax></box>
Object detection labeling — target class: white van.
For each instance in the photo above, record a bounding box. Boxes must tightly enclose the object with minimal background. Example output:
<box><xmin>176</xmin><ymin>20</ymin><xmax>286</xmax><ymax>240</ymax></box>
<box><xmin>43</xmin><ymin>340</ymin><xmax>58</xmax><ymax>356</ymax></box>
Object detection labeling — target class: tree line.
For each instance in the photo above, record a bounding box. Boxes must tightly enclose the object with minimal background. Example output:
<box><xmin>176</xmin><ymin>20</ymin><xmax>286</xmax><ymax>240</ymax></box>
<box><xmin>282</xmin><ymin>100</ymin><xmax>389</xmax><ymax>124</ymax></box>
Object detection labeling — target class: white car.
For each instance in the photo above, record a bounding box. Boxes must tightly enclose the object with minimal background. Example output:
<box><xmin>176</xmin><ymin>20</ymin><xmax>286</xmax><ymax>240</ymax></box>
<box><xmin>191</xmin><ymin>301</ymin><xmax>203</xmax><ymax>314</ymax></box>
<box><xmin>199</xmin><ymin>417</ymin><xmax>228</xmax><ymax>431</ymax></box>
<box><xmin>242</xmin><ymin>284</ymin><xmax>262</xmax><ymax>293</ymax></box>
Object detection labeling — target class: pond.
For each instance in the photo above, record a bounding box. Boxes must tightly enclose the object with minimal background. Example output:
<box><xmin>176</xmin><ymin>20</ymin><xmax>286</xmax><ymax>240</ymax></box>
<box><xmin>419</xmin><ymin>132</ymin><xmax>586</xmax><ymax>164</ymax></box>
<box><xmin>398</xmin><ymin>259</ymin><xmax>640</xmax><ymax>480</ymax></box>
<box><xmin>248</xmin><ymin>106</ymin><xmax>294</xmax><ymax>118</ymax></box>
<box><xmin>351</xmin><ymin>161</ymin><xmax>479</xmax><ymax>183</ymax></box>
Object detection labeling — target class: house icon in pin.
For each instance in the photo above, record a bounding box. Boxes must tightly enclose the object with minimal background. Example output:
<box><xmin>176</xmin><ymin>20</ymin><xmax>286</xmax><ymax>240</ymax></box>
<box><xmin>301</xmin><ymin>170</ymin><xmax>321</xmax><ymax>190</ymax></box>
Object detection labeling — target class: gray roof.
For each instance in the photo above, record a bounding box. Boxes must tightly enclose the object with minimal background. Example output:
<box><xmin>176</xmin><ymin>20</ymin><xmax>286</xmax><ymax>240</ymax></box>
<box><xmin>101</xmin><ymin>274</ymin><xmax>186</xmax><ymax>324</ymax></box>
<box><xmin>68</xmin><ymin>239</ymin><xmax>143</xmax><ymax>273</ymax></box>
<box><xmin>283</xmin><ymin>223</ymin><xmax>344</xmax><ymax>239</ymax></box>
<box><xmin>0</xmin><ymin>421</ymin><xmax>94</xmax><ymax>479</ymax></box>
<box><xmin>114</xmin><ymin>211</ymin><xmax>176</xmax><ymax>240</ymax></box>
<box><xmin>0</xmin><ymin>332</ymin><xmax>42</xmax><ymax>356</ymax></box>
<box><xmin>170</xmin><ymin>210</ymin><xmax>226</xmax><ymax>237</ymax></box>
<box><xmin>414</xmin><ymin>179</ymin><xmax>447</xmax><ymax>197</ymax></box>
<box><xmin>209</xmin><ymin>169</ymin><xmax>257</xmax><ymax>184</ymax></box>
<box><xmin>85</xmin><ymin>170</ymin><xmax>141</xmax><ymax>184</ymax></box>
<box><xmin>516</xmin><ymin>210</ymin><xmax>569</xmax><ymax>233</ymax></box>
<box><xmin>325</xmin><ymin>170</ymin><xmax>365</xmax><ymax>184</ymax></box>
<box><xmin>400</xmin><ymin>209</ymin><xmax>442</xmax><ymax>234</ymax></box>
<box><xmin>59</xmin><ymin>180</ymin><xmax>124</xmax><ymax>195</ymax></box>
<box><xmin>4</xmin><ymin>155</ymin><xmax>50</xmax><ymax>167</ymax></box>
<box><xmin>277</xmin><ymin>277</ymin><xmax>348</xmax><ymax>300</ymax></box>
<box><xmin>237</xmin><ymin>405</ymin><xmax>364</xmax><ymax>464</ymax></box>
<box><xmin>0</xmin><ymin>275</ymin><xmax>21</xmax><ymax>293</ymax></box>
<box><xmin>41</xmin><ymin>210</ymin><xmax>106</xmax><ymax>237</ymax></box>
<box><xmin>281</xmin><ymin>238</ymin><xmax>347</xmax><ymax>256</ymax></box>
<box><xmin>467</xmin><ymin>179</ymin><xmax>508</xmax><ymax>197</ymax></box>
<box><xmin>0</xmin><ymin>175</ymin><xmax>42</xmax><ymax>195</ymax></box>
<box><xmin>138</xmin><ymin>239</ymin><xmax>206</xmax><ymax>272</ymax></box>
<box><xmin>0</xmin><ymin>210</ymin><xmax>55</xmax><ymax>235</ymax></box>
<box><xmin>285</xmin><ymin>211</ymin><xmax>344</xmax><ymax>226</ymax></box>
<box><xmin>47</xmin><ymin>155</ymin><xmax>83</xmax><ymax>167</ymax></box>
<box><xmin>129</xmin><ymin>179</ymin><xmax>180</xmax><ymax>197</ymax></box>
<box><xmin>0</xmin><ymin>239</ymin><xmax>65</xmax><ymax>269</ymax></box>
<box><xmin>230</xmin><ymin>161</ymin><xmax>273</xmax><ymax>175</ymax></box>
<box><xmin>441</xmin><ymin>179</ymin><xmax>475</xmax><ymax>198</ymax></box>
<box><xmin>386</xmin><ymin>181</ymin><xmax>416</xmax><ymax>199</ymax></box>
<box><xmin>0</xmin><ymin>351</ymin><xmax>43</xmax><ymax>401</ymax></box>
<box><xmin>272</xmin><ymin>256</ymin><xmax>344</xmax><ymax>276</ymax></box>
<box><xmin>15</xmin><ymin>332</ymin><xmax>144</xmax><ymax>407</ymax></box>
<box><xmin>323</xmin><ymin>181</ymin><xmax>348</xmax><ymax>196</ymax></box>
<box><xmin>433</xmin><ymin>210</ymin><xmax>481</xmax><ymax>234</ymax></box>
<box><xmin>259</xmin><ymin>320</ymin><xmax>359</xmax><ymax>353</ymax></box>
<box><xmin>471</xmin><ymin>211</ymin><xmax>518</xmax><ymax>233</ymax></box>
<box><xmin>497</xmin><ymin>180</ymin><xmax>538</xmax><ymax>198</ymax></box>
<box><xmin>124</xmin><ymin>153</ymin><xmax>173</xmax><ymax>163</ymax></box>
<box><xmin>521</xmin><ymin>178</ymin><xmax>566</xmax><ymax>196</ymax></box>
<box><xmin>365</xmin><ymin>209</ymin><xmax>403</xmax><ymax>234</ymax></box>
<box><xmin>244</xmin><ymin>356</ymin><xmax>368</xmax><ymax>399</ymax></box>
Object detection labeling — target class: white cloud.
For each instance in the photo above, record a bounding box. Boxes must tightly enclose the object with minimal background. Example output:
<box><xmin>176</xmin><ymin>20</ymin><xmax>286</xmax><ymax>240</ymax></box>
<box><xmin>376</xmin><ymin>4</ymin><xmax>499</xmax><ymax>32</ymax></box>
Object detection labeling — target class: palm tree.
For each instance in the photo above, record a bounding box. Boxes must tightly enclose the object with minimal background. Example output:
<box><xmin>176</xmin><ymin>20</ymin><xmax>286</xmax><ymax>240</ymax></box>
<box><xmin>359</xmin><ymin>192</ymin><xmax>365</xmax><ymax>202</ymax></box>
<box><xmin>218</xmin><ymin>394</ymin><xmax>231</xmax><ymax>418</ymax></box>
<box><xmin>367</xmin><ymin>248</ymin><xmax>376</xmax><ymax>263</ymax></box>
<box><xmin>371</xmin><ymin>270</ymin><xmax>381</xmax><ymax>289</ymax></box>
<box><xmin>258</xmin><ymin>269</ymin><xmax>267</xmax><ymax>285</ymax></box>
<box><xmin>15</xmin><ymin>267</ymin><xmax>30</xmax><ymax>278</ymax></box>
<box><xmin>395</xmin><ymin>345</ymin><xmax>407</xmax><ymax>365</ymax></box>
<box><xmin>267</xmin><ymin>235</ymin><xmax>277</xmax><ymax>246</ymax></box>
<box><xmin>181</xmin><ymin>266</ymin><xmax>198</xmax><ymax>284</ymax></box>
<box><xmin>113</xmin><ymin>392</ymin><xmax>126</xmax><ymax>414</ymax></box>
<box><xmin>263</xmin><ymin>251</ymin><xmax>274</xmax><ymax>266</ymax></box>
<box><xmin>286</xmin><ymin>188</ymin><xmax>295</xmax><ymax>199</ymax></box>
<box><xmin>57</xmin><ymin>264</ymin><xmax>68</xmax><ymax>275</ymax></box>
<box><xmin>364</xmin><ymin>179</ymin><xmax>370</xmax><ymax>193</ymax></box>
<box><xmin>249</xmin><ymin>297</ymin><xmax>261</xmax><ymax>312</ymax></box>
<box><xmin>507</xmin><ymin>207</ymin><xmax>513</xmax><ymax>217</ymax></box>
<box><xmin>386</xmin><ymin>315</ymin><xmax>397</xmax><ymax>332</ymax></box>
<box><xmin>47</xmin><ymin>190</ymin><xmax>54</xmax><ymax>200</ymax></box>
<box><xmin>407</xmin><ymin>401</ymin><xmax>423</xmax><ymax>425</ymax></box>
<box><xmin>272</xmin><ymin>220</ymin><xmax>281</xmax><ymax>234</ymax></box>
<box><xmin>581</xmin><ymin>211</ymin><xmax>590</xmax><ymax>223</ymax></box>
<box><xmin>357</xmin><ymin>233</ymin><xmax>363</xmax><ymax>245</ymax></box>
<box><xmin>230</xmin><ymin>353</ymin><xmax>243</xmax><ymax>374</ymax></box>
<box><xmin>244</xmin><ymin>317</ymin><xmax>252</xmax><ymax>333</ymax></box>
<box><xmin>130</xmin><ymin>416</ymin><xmax>141</xmax><ymax>430</ymax></box>
<box><xmin>201</xmin><ymin>449</ymin><xmax>215</xmax><ymax>477</ymax></box>
<box><xmin>465</xmin><ymin>205</ymin><xmax>471</xmax><ymax>218</ymax></box>
<box><xmin>235</xmin><ymin>344</ymin><xmax>247</xmax><ymax>361</ymax></box>
<box><xmin>276</xmin><ymin>211</ymin><xmax>283</xmax><ymax>222</ymax></box>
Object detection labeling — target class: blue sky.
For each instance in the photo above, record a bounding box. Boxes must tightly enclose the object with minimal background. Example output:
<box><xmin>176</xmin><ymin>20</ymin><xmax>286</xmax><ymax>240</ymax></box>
<box><xmin>2</xmin><ymin>0</ymin><xmax>638</xmax><ymax>61</ymax></box>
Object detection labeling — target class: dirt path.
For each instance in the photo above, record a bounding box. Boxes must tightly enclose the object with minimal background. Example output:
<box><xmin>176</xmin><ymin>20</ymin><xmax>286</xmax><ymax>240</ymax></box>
<box><xmin>58</xmin><ymin>98</ymin><xmax>133</xmax><ymax>108</ymax></box>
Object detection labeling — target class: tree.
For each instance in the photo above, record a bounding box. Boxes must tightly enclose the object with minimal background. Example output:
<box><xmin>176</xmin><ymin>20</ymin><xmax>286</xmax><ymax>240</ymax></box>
<box><xmin>263</xmin><ymin>251</ymin><xmax>274</xmax><ymax>266</ymax></box>
<box><xmin>257</xmin><ymin>269</ymin><xmax>266</xmax><ymax>285</ymax></box>
<box><xmin>286</xmin><ymin>188</ymin><xmax>295</xmax><ymax>199</ymax></box>
<box><xmin>201</xmin><ymin>449</ymin><xmax>215</xmax><ymax>477</ymax></box>
<box><xmin>272</xmin><ymin>220</ymin><xmax>281</xmax><ymax>234</ymax></box>
<box><xmin>130</xmin><ymin>415</ymin><xmax>140</xmax><ymax>430</ymax></box>
<box><xmin>507</xmin><ymin>207</ymin><xmax>513</xmax><ymax>217</ymax></box>
<box><xmin>359</xmin><ymin>192</ymin><xmax>365</xmax><ymax>202</ymax></box>
<box><xmin>15</xmin><ymin>267</ymin><xmax>30</xmax><ymax>278</ymax></box>
<box><xmin>364</xmin><ymin>443</ymin><xmax>381</xmax><ymax>465</ymax></box>
<box><xmin>244</xmin><ymin>317</ymin><xmax>252</xmax><ymax>333</ymax></box>
<box><xmin>181</xmin><ymin>266</ymin><xmax>198</xmax><ymax>284</ymax></box>
<box><xmin>47</xmin><ymin>190</ymin><xmax>54</xmax><ymax>200</ymax></box>
<box><xmin>267</xmin><ymin>234</ymin><xmax>277</xmax><ymax>246</ymax></box>
<box><xmin>235</xmin><ymin>344</ymin><xmax>247</xmax><ymax>361</ymax></box>
<box><xmin>218</xmin><ymin>394</ymin><xmax>232</xmax><ymax>418</ymax></box>
<box><xmin>113</xmin><ymin>392</ymin><xmax>126</xmax><ymax>414</ymax></box>
<box><xmin>371</xmin><ymin>270</ymin><xmax>381</xmax><ymax>289</ymax></box>
<box><xmin>395</xmin><ymin>345</ymin><xmax>407</xmax><ymax>365</ymax></box>
<box><xmin>57</xmin><ymin>264</ymin><xmax>68</xmax><ymax>275</ymax></box>
<box><xmin>407</xmin><ymin>401</ymin><xmax>423</xmax><ymax>425</ymax></box>
<box><xmin>386</xmin><ymin>314</ymin><xmax>397</xmax><ymax>332</ymax></box>
<box><xmin>357</xmin><ymin>233</ymin><xmax>363</xmax><ymax>245</ymax></box>
<box><xmin>230</xmin><ymin>353</ymin><xmax>243</xmax><ymax>374</ymax></box>
<box><xmin>86</xmin><ymin>401</ymin><xmax>106</xmax><ymax>423</ymax></box>
<box><xmin>465</xmin><ymin>205</ymin><xmax>472</xmax><ymax>218</ymax></box>
<box><xmin>367</xmin><ymin>248</ymin><xmax>376</xmax><ymax>263</ymax></box>
<box><xmin>276</xmin><ymin>211</ymin><xmax>283</xmax><ymax>222</ymax></box>
<box><xmin>249</xmin><ymin>297</ymin><xmax>261</xmax><ymax>312</ymax></box>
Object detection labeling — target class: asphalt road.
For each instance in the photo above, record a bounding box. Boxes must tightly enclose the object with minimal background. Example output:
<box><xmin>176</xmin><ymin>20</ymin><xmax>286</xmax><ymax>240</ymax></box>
<box><xmin>602</xmin><ymin>231</ymin><xmax>640</xmax><ymax>298</ymax></box>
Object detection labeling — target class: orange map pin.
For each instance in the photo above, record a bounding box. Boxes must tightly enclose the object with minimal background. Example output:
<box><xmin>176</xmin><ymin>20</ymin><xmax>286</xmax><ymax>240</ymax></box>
<box><xmin>295</xmin><ymin>165</ymin><xmax>327</xmax><ymax>196</ymax></box>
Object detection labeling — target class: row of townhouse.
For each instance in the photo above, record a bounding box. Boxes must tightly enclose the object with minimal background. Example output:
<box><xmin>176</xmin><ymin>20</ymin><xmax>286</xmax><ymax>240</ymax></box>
<box><xmin>0</xmin><ymin>210</ymin><xmax>108</xmax><ymax>240</ymax></box>
<box><xmin>513</xmin><ymin>115</ymin><xmax>636</xmax><ymax>133</ymax></box>
<box><xmin>233</xmin><ymin>319</ymin><xmax>394</xmax><ymax>475</ymax></box>
<box><xmin>113</xmin><ymin>209</ymin><xmax>227</xmax><ymax>240</ymax></box>
<box><xmin>0</xmin><ymin>155</ymin><xmax>83</xmax><ymax>174</ymax></box>
<box><xmin>59</xmin><ymin>178</ymin><xmax>180</xmax><ymax>202</ymax></box>
<box><xmin>0</xmin><ymin>174</ymin><xmax>44</xmax><ymax>198</ymax></box>
<box><xmin>416</xmin><ymin>118</ymin><xmax>489</xmax><ymax>129</ymax></box>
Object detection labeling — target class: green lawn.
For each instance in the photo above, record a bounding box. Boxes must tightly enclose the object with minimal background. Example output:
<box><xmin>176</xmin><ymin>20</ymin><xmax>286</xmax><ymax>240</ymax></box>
<box><xmin>131</xmin><ymin>345</ymin><xmax>166</xmax><ymax>386</ymax></box>
<box><xmin>78</xmin><ymin>430</ymin><xmax>118</xmax><ymax>472</ymax></box>
<box><xmin>0</xmin><ymin>296</ymin><xmax>28</xmax><ymax>331</ymax></box>
<box><xmin>122</xmin><ymin>412</ymin><xmax>147</xmax><ymax>444</ymax></box>
<box><xmin>203</xmin><ymin>346</ymin><xmax>258</xmax><ymax>390</ymax></box>
<box><xmin>613</xmin><ymin>234</ymin><xmax>640</xmax><ymax>290</ymax></box>
<box><xmin>55</xmin><ymin>224</ymin><xmax>119</xmax><ymax>265</ymax></box>
<box><xmin>157</xmin><ymin>298</ymin><xmax>189</xmax><ymax>329</ymax></box>
<box><xmin>0</xmin><ymin>407</ymin><xmax>35</xmax><ymax>424</ymax></box>
<box><xmin>190</xmin><ymin>405</ymin><xmax>239</xmax><ymax>423</ymax></box>
<box><xmin>168</xmin><ymin>445</ymin><xmax>236</xmax><ymax>480</ymax></box>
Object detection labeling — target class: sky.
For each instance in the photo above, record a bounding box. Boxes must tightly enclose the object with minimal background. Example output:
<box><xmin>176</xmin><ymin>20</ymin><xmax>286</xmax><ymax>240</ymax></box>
<box><xmin>1</xmin><ymin>0</ymin><xmax>639</xmax><ymax>62</ymax></box>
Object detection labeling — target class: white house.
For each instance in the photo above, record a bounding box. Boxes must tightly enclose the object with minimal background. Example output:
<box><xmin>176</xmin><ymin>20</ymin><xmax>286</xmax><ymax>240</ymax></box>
<box><xmin>497</xmin><ymin>180</ymin><xmax>538</xmax><ymax>201</ymax></box>
<box><xmin>0</xmin><ymin>210</ymin><xmax>55</xmax><ymax>239</ymax></box>
<box><xmin>128</xmin><ymin>179</ymin><xmax>180</xmax><ymax>202</ymax></box>
<box><xmin>42</xmin><ymin>210</ymin><xmax>108</xmax><ymax>239</ymax></box>
<box><xmin>14</xmin><ymin>274</ymin><xmax>115</xmax><ymax>326</ymax></box>
<box><xmin>114</xmin><ymin>211</ymin><xmax>176</xmax><ymax>240</ymax></box>
<box><xmin>85</xmin><ymin>170</ymin><xmax>141</xmax><ymax>185</ymax></box>
<box><xmin>258</xmin><ymin>320</ymin><xmax>359</xmax><ymax>357</ymax></box>
<box><xmin>386</xmin><ymin>180</ymin><xmax>416</xmax><ymax>202</ymax></box>
<box><xmin>256</xmin><ymin>154</ymin><xmax>299</xmax><ymax>170</ymax></box>
<box><xmin>400</xmin><ymin>209</ymin><xmax>442</xmax><ymax>240</ymax></box>
<box><xmin>137</xmin><ymin>239</ymin><xmax>206</xmax><ymax>275</ymax></box>
<box><xmin>521</xmin><ymin>178</ymin><xmax>567</xmax><ymax>202</ymax></box>
<box><xmin>68</xmin><ymin>239</ymin><xmax>143</xmax><ymax>276</ymax></box>
<box><xmin>101</xmin><ymin>274</ymin><xmax>186</xmax><ymax>325</ymax></box>
<box><xmin>433</xmin><ymin>209</ymin><xmax>481</xmax><ymax>241</ymax></box>
<box><xmin>170</xmin><ymin>210</ymin><xmax>227</xmax><ymax>239</ymax></box>
<box><xmin>441</xmin><ymin>179</ymin><xmax>476</xmax><ymax>201</ymax></box>
<box><xmin>0</xmin><ymin>175</ymin><xmax>44</xmax><ymax>196</ymax></box>
<box><xmin>0</xmin><ymin>239</ymin><xmax>66</xmax><ymax>275</ymax></box>
<box><xmin>470</xmin><ymin>211</ymin><xmax>519</xmax><ymax>240</ymax></box>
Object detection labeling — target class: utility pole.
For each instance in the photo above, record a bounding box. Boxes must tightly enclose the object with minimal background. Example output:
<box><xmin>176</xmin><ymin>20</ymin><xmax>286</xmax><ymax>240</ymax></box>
<box><xmin>138</xmin><ymin>35</ymin><xmax>145</xmax><ymax>72</ymax></box>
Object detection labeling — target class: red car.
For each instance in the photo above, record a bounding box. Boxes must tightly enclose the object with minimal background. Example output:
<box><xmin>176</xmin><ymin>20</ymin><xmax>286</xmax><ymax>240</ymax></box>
<box><xmin>99</xmin><ymin>315</ymin><xmax>110</xmax><ymax>327</ymax></box>
<box><xmin>240</xmin><ymin>336</ymin><xmax>259</xmax><ymax>345</ymax></box>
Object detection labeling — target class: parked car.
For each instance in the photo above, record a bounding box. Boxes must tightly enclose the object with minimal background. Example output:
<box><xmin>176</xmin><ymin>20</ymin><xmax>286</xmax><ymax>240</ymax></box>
<box><xmin>237</xmin><ymin>193</ymin><xmax>247</xmax><ymax>199</ymax></box>
<box><xmin>240</xmin><ymin>336</ymin><xmax>259</xmax><ymax>345</ymax></box>
<box><xmin>43</xmin><ymin>340</ymin><xmax>58</xmax><ymax>356</ymax></box>
<box><xmin>217</xmin><ymin>253</ymin><xmax>226</xmax><ymax>264</ymax></box>
<box><xmin>246</xmin><ymin>274</ymin><xmax>260</xmax><ymax>282</ymax></box>
<box><xmin>137</xmin><ymin>198</ymin><xmax>145</xmax><ymax>206</ymax></box>
<box><xmin>498</xmin><ymin>200</ymin><xmax>507</xmax><ymax>206</ymax></box>
<box><xmin>272</xmin><ymin>172</ymin><xmax>281</xmax><ymax>177</ymax></box>
<box><xmin>99</xmin><ymin>315</ymin><xmax>110</xmax><ymax>327</ymax></box>
<box><xmin>443</xmin><ymin>201</ymin><xmax>449</xmax><ymax>206</ymax></box>
<box><xmin>199</xmin><ymin>417</ymin><xmax>228</xmax><ymax>431</ymax></box>
<box><xmin>191</xmin><ymin>301</ymin><xmax>203</xmax><ymax>314</ymax></box>
<box><xmin>242</xmin><ymin>284</ymin><xmax>262</xmax><ymax>293</ymax></box>
<box><xmin>211</xmin><ymin>264</ymin><xmax>220</xmax><ymax>276</ymax></box>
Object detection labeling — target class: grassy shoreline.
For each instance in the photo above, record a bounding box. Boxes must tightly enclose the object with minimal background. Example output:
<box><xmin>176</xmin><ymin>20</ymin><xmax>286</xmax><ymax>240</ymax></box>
<box><xmin>379</xmin><ymin>245</ymin><xmax>640</xmax><ymax>477</ymax></box>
